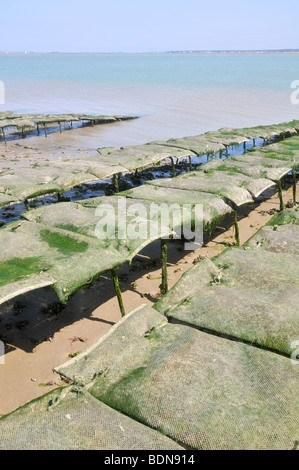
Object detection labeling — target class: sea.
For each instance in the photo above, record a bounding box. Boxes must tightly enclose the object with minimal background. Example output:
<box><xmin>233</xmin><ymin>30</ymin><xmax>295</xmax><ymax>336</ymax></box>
<box><xmin>0</xmin><ymin>52</ymin><xmax>299</xmax><ymax>150</ymax></box>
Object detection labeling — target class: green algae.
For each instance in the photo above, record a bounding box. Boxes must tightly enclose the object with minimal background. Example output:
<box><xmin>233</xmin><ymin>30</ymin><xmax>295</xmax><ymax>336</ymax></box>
<box><xmin>40</xmin><ymin>229</ymin><xmax>89</xmax><ymax>255</ymax></box>
<box><xmin>0</xmin><ymin>257</ymin><xmax>46</xmax><ymax>287</ymax></box>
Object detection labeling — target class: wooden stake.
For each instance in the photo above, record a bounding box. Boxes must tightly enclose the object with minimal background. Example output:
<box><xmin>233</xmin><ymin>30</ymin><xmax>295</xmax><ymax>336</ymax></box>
<box><xmin>292</xmin><ymin>169</ymin><xmax>297</xmax><ymax>204</ymax></box>
<box><xmin>233</xmin><ymin>209</ymin><xmax>240</xmax><ymax>246</ymax></box>
<box><xmin>111</xmin><ymin>268</ymin><xmax>125</xmax><ymax>317</ymax></box>
<box><xmin>277</xmin><ymin>180</ymin><xmax>285</xmax><ymax>212</ymax></box>
<box><xmin>1</xmin><ymin>128</ymin><xmax>6</xmax><ymax>144</ymax></box>
<box><xmin>113</xmin><ymin>173</ymin><xmax>119</xmax><ymax>193</ymax></box>
<box><xmin>170</xmin><ymin>157</ymin><xmax>176</xmax><ymax>176</ymax></box>
<box><xmin>160</xmin><ymin>238</ymin><xmax>168</xmax><ymax>295</ymax></box>
<box><xmin>188</xmin><ymin>156</ymin><xmax>192</xmax><ymax>171</ymax></box>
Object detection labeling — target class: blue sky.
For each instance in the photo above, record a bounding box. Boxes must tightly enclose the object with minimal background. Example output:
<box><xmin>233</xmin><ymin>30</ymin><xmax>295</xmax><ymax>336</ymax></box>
<box><xmin>1</xmin><ymin>0</ymin><xmax>298</xmax><ymax>52</ymax></box>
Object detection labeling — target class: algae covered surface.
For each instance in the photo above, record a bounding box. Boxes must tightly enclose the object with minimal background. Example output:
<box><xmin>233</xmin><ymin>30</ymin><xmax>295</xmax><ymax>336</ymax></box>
<box><xmin>56</xmin><ymin>305</ymin><xmax>299</xmax><ymax>450</ymax></box>
<box><xmin>155</xmin><ymin>209</ymin><xmax>299</xmax><ymax>356</ymax></box>
<box><xmin>1</xmin><ymin>209</ymin><xmax>299</xmax><ymax>450</ymax></box>
<box><xmin>0</xmin><ymin>386</ymin><xmax>181</xmax><ymax>450</ymax></box>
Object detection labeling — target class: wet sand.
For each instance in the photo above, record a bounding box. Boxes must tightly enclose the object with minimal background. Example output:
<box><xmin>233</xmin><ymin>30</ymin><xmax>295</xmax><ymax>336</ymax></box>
<box><xmin>0</xmin><ymin>182</ymin><xmax>297</xmax><ymax>417</ymax></box>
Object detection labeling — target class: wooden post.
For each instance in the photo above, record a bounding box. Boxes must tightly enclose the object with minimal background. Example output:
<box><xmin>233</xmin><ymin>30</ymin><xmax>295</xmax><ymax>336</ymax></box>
<box><xmin>111</xmin><ymin>268</ymin><xmax>125</xmax><ymax>317</ymax></box>
<box><xmin>24</xmin><ymin>199</ymin><xmax>30</xmax><ymax>211</ymax></box>
<box><xmin>44</xmin><ymin>124</ymin><xmax>47</xmax><ymax>137</ymax></box>
<box><xmin>1</xmin><ymin>128</ymin><xmax>6</xmax><ymax>144</ymax></box>
<box><xmin>233</xmin><ymin>209</ymin><xmax>240</xmax><ymax>246</ymax></box>
<box><xmin>113</xmin><ymin>173</ymin><xmax>119</xmax><ymax>193</ymax></box>
<box><xmin>277</xmin><ymin>180</ymin><xmax>285</xmax><ymax>212</ymax></box>
<box><xmin>160</xmin><ymin>238</ymin><xmax>168</xmax><ymax>295</ymax></box>
<box><xmin>292</xmin><ymin>169</ymin><xmax>297</xmax><ymax>204</ymax></box>
<box><xmin>243</xmin><ymin>141</ymin><xmax>246</xmax><ymax>153</ymax></box>
<box><xmin>253</xmin><ymin>139</ymin><xmax>256</xmax><ymax>147</ymax></box>
<box><xmin>170</xmin><ymin>157</ymin><xmax>176</xmax><ymax>176</ymax></box>
<box><xmin>37</xmin><ymin>124</ymin><xmax>40</xmax><ymax>135</ymax></box>
<box><xmin>59</xmin><ymin>122</ymin><xmax>62</xmax><ymax>133</ymax></box>
<box><xmin>188</xmin><ymin>156</ymin><xmax>192</xmax><ymax>171</ymax></box>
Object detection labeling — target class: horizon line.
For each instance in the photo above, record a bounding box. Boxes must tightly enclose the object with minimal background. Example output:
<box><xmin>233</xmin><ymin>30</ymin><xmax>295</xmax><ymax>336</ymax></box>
<box><xmin>0</xmin><ymin>48</ymin><xmax>299</xmax><ymax>55</ymax></box>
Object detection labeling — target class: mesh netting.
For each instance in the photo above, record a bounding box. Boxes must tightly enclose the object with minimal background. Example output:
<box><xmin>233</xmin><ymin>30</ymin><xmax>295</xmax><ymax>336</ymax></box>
<box><xmin>203</xmin><ymin>156</ymin><xmax>290</xmax><ymax>181</ymax></box>
<box><xmin>0</xmin><ymin>219</ymin><xmax>124</xmax><ymax>304</ymax></box>
<box><xmin>0</xmin><ymin>193</ymin><xmax>18</xmax><ymax>208</ymax></box>
<box><xmin>3</xmin><ymin>210</ymin><xmax>299</xmax><ymax>450</ymax></box>
<box><xmin>149</xmin><ymin>170</ymin><xmax>275</xmax><ymax>206</ymax></box>
<box><xmin>155</xmin><ymin>209</ymin><xmax>299</xmax><ymax>355</ymax></box>
<box><xmin>121</xmin><ymin>185</ymin><xmax>232</xmax><ymax>226</ymax></box>
<box><xmin>56</xmin><ymin>305</ymin><xmax>167</xmax><ymax>386</ymax></box>
<box><xmin>0</xmin><ymin>166</ymin><xmax>97</xmax><ymax>201</ymax></box>
<box><xmin>54</xmin><ymin>302</ymin><xmax>299</xmax><ymax>450</ymax></box>
<box><xmin>87</xmin><ymin>321</ymin><xmax>299</xmax><ymax>450</ymax></box>
<box><xmin>266</xmin><ymin>207</ymin><xmax>299</xmax><ymax>226</ymax></box>
<box><xmin>153</xmin><ymin>121</ymin><xmax>299</xmax><ymax>154</ymax></box>
<box><xmin>0</xmin><ymin>386</ymin><xmax>181</xmax><ymax>450</ymax></box>
<box><xmin>2</xmin><ymin>190</ymin><xmax>203</xmax><ymax>305</ymax></box>
<box><xmin>246</xmin><ymin>225</ymin><xmax>299</xmax><ymax>254</ymax></box>
<box><xmin>152</xmin><ymin>136</ymin><xmax>227</xmax><ymax>156</ymax></box>
<box><xmin>97</xmin><ymin>143</ymin><xmax>196</xmax><ymax>170</ymax></box>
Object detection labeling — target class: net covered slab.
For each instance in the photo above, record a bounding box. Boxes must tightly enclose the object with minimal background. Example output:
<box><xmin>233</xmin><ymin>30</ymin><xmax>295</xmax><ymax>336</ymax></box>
<box><xmin>246</xmin><ymin>224</ymin><xmax>299</xmax><ymax>254</ymax></box>
<box><xmin>249</xmin><ymin>136</ymin><xmax>299</xmax><ymax>164</ymax></box>
<box><xmin>1</xmin><ymin>193</ymin><xmax>188</xmax><ymax>305</ymax></box>
<box><xmin>0</xmin><ymin>166</ymin><xmax>97</xmax><ymax>201</ymax></box>
<box><xmin>56</xmin><ymin>304</ymin><xmax>167</xmax><ymax>386</ymax></box>
<box><xmin>0</xmin><ymin>220</ymin><xmax>125</xmax><ymax>304</ymax></box>
<box><xmin>53</xmin><ymin>158</ymin><xmax>128</xmax><ymax>179</ymax></box>
<box><xmin>97</xmin><ymin>143</ymin><xmax>196</xmax><ymax>171</ymax></box>
<box><xmin>0</xmin><ymin>111</ymin><xmax>137</xmax><ymax>131</ymax></box>
<box><xmin>155</xmin><ymin>210</ymin><xmax>299</xmax><ymax>355</ymax></box>
<box><xmin>0</xmin><ymin>193</ymin><xmax>18</xmax><ymax>208</ymax></box>
<box><xmin>56</xmin><ymin>306</ymin><xmax>299</xmax><ymax>450</ymax></box>
<box><xmin>0</xmin><ymin>386</ymin><xmax>181</xmax><ymax>450</ymax></box>
<box><xmin>23</xmin><ymin>195</ymin><xmax>185</xmax><ymax>258</ymax></box>
<box><xmin>202</xmin><ymin>156</ymin><xmax>291</xmax><ymax>181</ymax></box>
<box><xmin>266</xmin><ymin>207</ymin><xmax>299</xmax><ymax>226</ymax></box>
<box><xmin>151</xmin><ymin>137</ymin><xmax>227</xmax><ymax>156</ymax></box>
<box><xmin>148</xmin><ymin>170</ymin><xmax>275</xmax><ymax>206</ymax></box>
<box><xmin>216</xmin><ymin>121</ymin><xmax>299</xmax><ymax>140</ymax></box>
<box><xmin>120</xmin><ymin>185</ymin><xmax>232</xmax><ymax>227</ymax></box>
<box><xmin>153</xmin><ymin>120</ymin><xmax>299</xmax><ymax>155</ymax></box>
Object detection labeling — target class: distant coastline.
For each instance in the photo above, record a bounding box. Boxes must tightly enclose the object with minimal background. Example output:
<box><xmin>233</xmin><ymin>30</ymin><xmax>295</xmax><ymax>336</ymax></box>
<box><xmin>0</xmin><ymin>49</ymin><xmax>299</xmax><ymax>55</ymax></box>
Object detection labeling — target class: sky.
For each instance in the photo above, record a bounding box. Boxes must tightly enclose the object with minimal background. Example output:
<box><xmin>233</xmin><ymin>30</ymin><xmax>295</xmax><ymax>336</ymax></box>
<box><xmin>0</xmin><ymin>0</ymin><xmax>298</xmax><ymax>53</ymax></box>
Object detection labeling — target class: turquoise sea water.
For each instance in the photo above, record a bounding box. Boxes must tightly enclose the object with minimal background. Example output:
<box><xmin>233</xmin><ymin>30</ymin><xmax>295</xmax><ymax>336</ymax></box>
<box><xmin>0</xmin><ymin>53</ymin><xmax>299</xmax><ymax>147</ymax></box>
<box><xmin>1</xmin><ymin>53</ymin><xmax>299</xmax><ymax>89</ymax></box>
